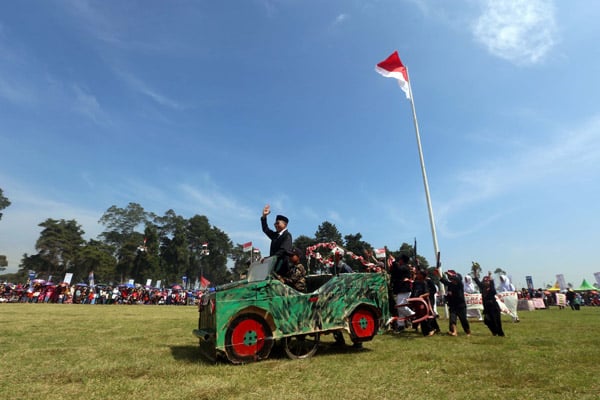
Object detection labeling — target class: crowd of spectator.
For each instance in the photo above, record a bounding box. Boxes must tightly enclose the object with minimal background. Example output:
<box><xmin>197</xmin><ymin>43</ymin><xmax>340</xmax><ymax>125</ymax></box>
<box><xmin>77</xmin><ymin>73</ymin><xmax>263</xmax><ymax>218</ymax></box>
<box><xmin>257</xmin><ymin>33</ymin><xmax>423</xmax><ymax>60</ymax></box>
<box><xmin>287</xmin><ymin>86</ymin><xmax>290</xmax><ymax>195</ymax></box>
<box><xmin>0</xmin><ymin>280</ymin><xmax>201</xmax><ymax>305</ymax></box>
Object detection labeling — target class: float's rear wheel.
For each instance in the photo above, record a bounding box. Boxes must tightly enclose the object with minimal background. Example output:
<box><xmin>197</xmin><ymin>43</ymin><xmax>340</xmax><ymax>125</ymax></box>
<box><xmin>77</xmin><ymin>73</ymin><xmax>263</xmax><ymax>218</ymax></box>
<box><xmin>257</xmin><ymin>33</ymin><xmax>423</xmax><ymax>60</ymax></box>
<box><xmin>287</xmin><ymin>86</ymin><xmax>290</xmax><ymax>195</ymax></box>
<box><xmin>283</xmin><ymin>333</ymin><xmax>320</xmax><ymax>359</ymax></box>
<box><xmin>349</xmin><ymin>307</ymin><xmax>378</xmax><ymax>342</ymax></box>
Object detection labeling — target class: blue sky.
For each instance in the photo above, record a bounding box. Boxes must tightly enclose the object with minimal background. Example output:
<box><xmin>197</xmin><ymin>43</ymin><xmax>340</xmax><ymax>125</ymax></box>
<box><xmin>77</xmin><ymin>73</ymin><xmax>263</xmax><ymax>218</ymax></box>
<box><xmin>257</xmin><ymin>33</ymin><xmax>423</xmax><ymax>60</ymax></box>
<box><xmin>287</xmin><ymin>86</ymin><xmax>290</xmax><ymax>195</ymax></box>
<box><xmin>1</xmin><ymin>0</ymin><xmax>599</xmax><ymax>289</ymax></box>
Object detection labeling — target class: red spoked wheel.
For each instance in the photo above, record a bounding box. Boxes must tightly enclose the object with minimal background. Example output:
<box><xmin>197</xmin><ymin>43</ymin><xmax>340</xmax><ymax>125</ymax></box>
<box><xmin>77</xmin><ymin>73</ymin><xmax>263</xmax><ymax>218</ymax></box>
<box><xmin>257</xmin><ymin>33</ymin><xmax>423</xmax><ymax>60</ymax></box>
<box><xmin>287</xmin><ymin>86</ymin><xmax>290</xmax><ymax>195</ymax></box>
<box><xmin>349</xmin><ymin>307</ymin><xmax>378</xmax><ymax>342</ymax></box>
<box><xmin>225</xmin><ymin>314</ymin><xmax>273</xmax><ymax>364</ymax></box>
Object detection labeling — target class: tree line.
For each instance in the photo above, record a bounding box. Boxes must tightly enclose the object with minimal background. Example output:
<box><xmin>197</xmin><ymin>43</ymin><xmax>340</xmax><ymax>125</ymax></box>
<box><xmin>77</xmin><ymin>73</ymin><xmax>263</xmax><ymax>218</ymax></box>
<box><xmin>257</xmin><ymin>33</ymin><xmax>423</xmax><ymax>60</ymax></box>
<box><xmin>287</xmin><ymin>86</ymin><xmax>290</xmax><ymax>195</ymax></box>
<box><xmin>1</xmin><ymin>191</ymin><xmax>426</xmax><ymax>286</ymax></box>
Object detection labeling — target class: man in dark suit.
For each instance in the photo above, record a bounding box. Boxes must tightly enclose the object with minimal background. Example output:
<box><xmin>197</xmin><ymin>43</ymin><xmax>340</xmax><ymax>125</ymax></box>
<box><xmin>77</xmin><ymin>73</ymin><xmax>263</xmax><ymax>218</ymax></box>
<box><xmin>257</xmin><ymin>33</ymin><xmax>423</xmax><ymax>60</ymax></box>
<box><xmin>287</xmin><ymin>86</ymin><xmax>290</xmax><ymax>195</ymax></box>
<box><xmin>261</xmin><ymin>204</ymin><xmax>293</xmax><ymax>276</ymax></box>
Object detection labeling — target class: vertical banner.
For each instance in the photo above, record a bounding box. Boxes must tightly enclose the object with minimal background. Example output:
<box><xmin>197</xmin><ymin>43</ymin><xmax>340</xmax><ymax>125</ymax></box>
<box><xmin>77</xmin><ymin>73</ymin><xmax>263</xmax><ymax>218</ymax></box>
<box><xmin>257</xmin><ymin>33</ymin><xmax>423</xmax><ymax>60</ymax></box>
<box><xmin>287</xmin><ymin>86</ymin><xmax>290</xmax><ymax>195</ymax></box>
<box><xmin>556</xmin><ymin>274</ymin><xmax>567</xmax><ymax>290</ymax></box>
<box><xmin>146</xmin><ymin>279</ymin><xmax>152</xmax><ymax>287</ymax></box>
<box><xmin>594</xmin><ymin>272</ymin><xmax>600</xmax><ymax>288</ymax></box>
<box><xmin>155</xmin><ymin>280</ymin><xmax>162</xmax><ymax>290</ymax></box>
<box><xmin>63</xmin><ymin>273</ymin><xmax>73</xmax><ymax>285</ymax></box>
<box><xmin>526</xmin><ymin>275</ymin><xmax>534</xmax><ymax>291</ymax></box>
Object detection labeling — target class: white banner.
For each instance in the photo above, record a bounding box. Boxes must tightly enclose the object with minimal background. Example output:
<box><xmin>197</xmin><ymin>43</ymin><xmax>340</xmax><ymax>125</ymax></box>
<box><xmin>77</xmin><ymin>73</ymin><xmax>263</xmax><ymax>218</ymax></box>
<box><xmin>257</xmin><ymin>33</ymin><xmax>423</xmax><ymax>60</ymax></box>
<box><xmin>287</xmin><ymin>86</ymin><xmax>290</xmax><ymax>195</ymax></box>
<box><xmin>497</xmin><ymin>291</ymin><xmax>519</xmax><ymax>321</ymax></box>
<box><xmin>465</xmin><ymin>293</ymin><xmax>483</xmax><ymax>311</ymax></box>
<box><xmin>63</xmin><ymin>273</ymin><xmax>73</xmax><ymax>285</ymax></box>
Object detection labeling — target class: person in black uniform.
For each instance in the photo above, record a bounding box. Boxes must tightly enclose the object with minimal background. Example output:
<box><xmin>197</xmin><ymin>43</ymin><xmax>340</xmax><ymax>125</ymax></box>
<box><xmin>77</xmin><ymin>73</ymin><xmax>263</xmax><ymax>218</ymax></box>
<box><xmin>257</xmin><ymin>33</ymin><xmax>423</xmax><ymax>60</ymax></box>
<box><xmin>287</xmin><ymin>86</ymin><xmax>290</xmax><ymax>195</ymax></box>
<box><xmin>439</xmin><ymin>270</ymin><xmax>471</xmax><ymax>336</ymax></box>
<box><xmin>261</xmin><ymin>204</ymin><xmax>293</xmax><ymax>276</ymax></box>
<box><xmin>473</xmin><ymin>271</ymin><xmax>505</xmax><ymax>336</ymax></box>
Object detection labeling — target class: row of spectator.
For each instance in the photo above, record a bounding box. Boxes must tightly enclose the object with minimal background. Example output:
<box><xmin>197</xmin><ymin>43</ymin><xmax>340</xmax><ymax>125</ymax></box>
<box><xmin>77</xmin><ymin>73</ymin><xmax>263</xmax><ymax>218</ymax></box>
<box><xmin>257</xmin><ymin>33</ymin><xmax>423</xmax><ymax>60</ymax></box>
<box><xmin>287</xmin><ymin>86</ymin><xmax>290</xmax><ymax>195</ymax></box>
<box><xmin>0</xmin><ymin>281</ymin><xmax>200</xmax><ymax>305</ymax></box>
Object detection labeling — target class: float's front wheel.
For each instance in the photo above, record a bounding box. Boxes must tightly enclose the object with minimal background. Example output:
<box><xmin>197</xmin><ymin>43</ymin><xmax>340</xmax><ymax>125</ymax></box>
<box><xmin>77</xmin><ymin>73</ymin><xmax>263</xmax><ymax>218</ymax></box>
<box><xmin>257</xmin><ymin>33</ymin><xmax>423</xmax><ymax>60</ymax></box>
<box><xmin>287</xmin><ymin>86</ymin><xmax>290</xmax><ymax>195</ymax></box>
<box><xmin>225</xmin><ymin>314</ymin><xmax>273</xmax><ymax>364</ymax></box>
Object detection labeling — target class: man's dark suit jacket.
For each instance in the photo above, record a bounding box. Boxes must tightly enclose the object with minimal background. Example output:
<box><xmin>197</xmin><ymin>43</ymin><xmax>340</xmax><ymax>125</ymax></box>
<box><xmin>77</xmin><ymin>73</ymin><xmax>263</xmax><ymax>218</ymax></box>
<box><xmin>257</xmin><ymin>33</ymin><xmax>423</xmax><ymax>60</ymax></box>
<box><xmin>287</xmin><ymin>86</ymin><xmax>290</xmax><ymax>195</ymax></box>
<box><xmin>261</xmin><ymin>216</ymin><xmax>292</xmax><ymax>274</ymax></box>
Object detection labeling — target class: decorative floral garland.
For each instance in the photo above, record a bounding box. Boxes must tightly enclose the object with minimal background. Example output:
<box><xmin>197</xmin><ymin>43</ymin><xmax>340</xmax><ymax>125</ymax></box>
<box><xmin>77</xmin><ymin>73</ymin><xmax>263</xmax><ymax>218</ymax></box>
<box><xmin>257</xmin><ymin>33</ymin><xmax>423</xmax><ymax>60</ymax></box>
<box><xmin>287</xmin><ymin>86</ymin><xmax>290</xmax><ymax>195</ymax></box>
<box><xmin>305</xmin><ymin>242</ymin><xmax>384</xmax><ymax>272</ymax></box>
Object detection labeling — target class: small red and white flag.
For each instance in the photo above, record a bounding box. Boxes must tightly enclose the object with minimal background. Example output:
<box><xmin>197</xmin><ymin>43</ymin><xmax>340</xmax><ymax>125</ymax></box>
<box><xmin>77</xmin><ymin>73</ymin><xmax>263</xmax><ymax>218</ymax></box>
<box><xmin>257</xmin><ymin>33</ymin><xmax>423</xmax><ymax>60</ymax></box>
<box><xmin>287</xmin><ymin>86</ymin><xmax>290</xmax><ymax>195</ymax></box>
<box><xmin>242</xmin><ymin>242</ymin><xmax>253</xmax><ymax>252</ymax></box>
<box><xmin>200</xmin><ymin>276</ymin><xmax>211</xmax><ymax>289</ymax></box>
<box><xmin>375</xmin><ymin>51</ymin><xmax>411</xmax><ymax>99</ymax></box>
<box><xmin>374</xmin><ymin>248</ymin><xmax>386</xmax><ymax>260</ymax></box>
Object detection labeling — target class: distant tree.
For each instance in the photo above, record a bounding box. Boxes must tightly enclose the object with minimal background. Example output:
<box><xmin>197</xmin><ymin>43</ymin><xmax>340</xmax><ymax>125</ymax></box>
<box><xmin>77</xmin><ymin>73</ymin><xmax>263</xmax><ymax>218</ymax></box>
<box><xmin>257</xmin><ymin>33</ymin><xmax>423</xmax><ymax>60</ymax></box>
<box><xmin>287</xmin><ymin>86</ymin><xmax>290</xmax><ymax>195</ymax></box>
<box><xmin>0</xmin><ymin>188</ymin><xmax>10</xmax><ymax>221</ymax></box>
<box><xmin>0</xmin><ymin>255</ymin><xmax>7</xmax><ymax>273</ymax></box>
<box><xmin>29</xmin><ymin>219</ymin><xmax>85</xmax><ymax>280</ymax></box>
<box><xmin>99</xmin><ymin>203</ymin><xmax>151</xmax><ymax>250</ymax></box>
<box><xmin>159</xmin><ymin>212</ymin><xmax>190</xmax><ymax>285</ymax></box>
<box><xmin>293</xmin><ymin>235</ymin><xmax>318</xmax><ymax>272</ymax></box>
<box><xmin>99</xmin><ymin>203</ymin><xmax>151</xmax><ymax>282</ymax></box>
<box><xmin>343</xmin><ymin>233</ymin><xmax>372</xmax><ymax>272</ymax></box>
<box><xmin>0</xmin><ymin>189</ymin><xmax>8</xmax><ymax>268</ymax></box>
<box><xmin>314</xmin><ymin>221</ymin><xmax>343</xmax><ymax>244</ymax></box>
<box><xmin>230</xmin><ymin>244</ymin><xmax>251</xmax><ymax>280</ymax></box>
<box><xmin>75</xmin><ymin>240</ymin><xmax>117</xmax><ymax>283</ymax></box>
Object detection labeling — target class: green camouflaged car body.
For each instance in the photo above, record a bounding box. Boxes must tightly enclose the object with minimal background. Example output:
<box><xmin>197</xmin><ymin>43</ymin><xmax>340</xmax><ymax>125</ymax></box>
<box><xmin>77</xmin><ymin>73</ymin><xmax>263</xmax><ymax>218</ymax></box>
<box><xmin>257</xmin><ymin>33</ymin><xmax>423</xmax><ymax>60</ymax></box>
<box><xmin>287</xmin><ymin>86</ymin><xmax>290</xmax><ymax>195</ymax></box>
<box><xmin>194</xmin><ymin>258</ymin><xmax>389</xmax><ymax>363</ymax></box>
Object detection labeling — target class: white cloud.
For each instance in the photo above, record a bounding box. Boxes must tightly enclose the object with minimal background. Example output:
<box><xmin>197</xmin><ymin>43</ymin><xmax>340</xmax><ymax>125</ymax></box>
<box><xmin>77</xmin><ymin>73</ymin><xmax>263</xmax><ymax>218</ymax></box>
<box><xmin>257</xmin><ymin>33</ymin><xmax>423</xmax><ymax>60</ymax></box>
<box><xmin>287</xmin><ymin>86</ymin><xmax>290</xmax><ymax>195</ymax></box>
<box><xmin>472</xmin><ymin>0</ymin><xmax>557</xmax><ymax>65</ymax></box>
<box><xmin>113</xmin><ymin>67</ymin><xmax>182</xmax><ymax>110</ymax></box>
<box><xmin>71</xmin><ymin>84</ymin><xmax>106</xmax><ymax>123</ymax></box>
<box><xmin>333</xmin><ymin>13</ymin><xmax>349</xmax><ymax>26</ymax></box>
<box><xmin>437</xmin><ymin>114</ymin><xmax>600</xmax><ymax>236</ymax></box>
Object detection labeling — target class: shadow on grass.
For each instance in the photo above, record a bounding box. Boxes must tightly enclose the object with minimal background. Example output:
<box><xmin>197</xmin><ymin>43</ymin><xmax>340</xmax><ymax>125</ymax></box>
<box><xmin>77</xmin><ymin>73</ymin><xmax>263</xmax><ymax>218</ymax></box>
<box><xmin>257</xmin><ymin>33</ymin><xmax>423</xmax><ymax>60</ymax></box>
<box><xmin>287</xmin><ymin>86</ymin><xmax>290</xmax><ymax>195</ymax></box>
<box><xmin>170</xmin><ymin>339</ymin><xmax>373</xmax><ymax>365</ymax></box>
<box><xmin>170</xmin><ymin>345</ymin><xmax>218</xmax><ymax>365</ymax></box>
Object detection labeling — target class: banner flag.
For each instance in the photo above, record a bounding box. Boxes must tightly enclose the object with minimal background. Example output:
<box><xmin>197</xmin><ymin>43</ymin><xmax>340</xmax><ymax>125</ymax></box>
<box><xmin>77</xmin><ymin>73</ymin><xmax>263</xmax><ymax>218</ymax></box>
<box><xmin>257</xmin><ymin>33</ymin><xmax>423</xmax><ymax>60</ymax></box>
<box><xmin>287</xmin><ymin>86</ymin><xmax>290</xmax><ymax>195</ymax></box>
<box><xmin>375</xmin><ymin>51</ymin><xmax>411</xmax><ymax>99</ymax></box>
<box><xmin>200</xmin><ymin>276</ymin><xmax>211</xmax><ymax>289</ymax></box>
<box><xmin>374</xmin><ymin>248</ymin><xmax>386</xmax><ymax>259</ymax></box>
<box><xmin>526</xmin><ymin>275</ymin><xmax>534</xmax><ymax>290</ymax></box>
<box><xmin>556</xmin><ymin>274</ymin><xmax>567</xmax><ymax>290</ymax></box>
<box><xmin>63</xmin><ymin>273</ymin><xmax>73</xmax><ymax>285</ymax></box>
<box><xmin>243</xmin><ymin>242</ymin><xmax>253</xmax><ymax>252</ymax></box>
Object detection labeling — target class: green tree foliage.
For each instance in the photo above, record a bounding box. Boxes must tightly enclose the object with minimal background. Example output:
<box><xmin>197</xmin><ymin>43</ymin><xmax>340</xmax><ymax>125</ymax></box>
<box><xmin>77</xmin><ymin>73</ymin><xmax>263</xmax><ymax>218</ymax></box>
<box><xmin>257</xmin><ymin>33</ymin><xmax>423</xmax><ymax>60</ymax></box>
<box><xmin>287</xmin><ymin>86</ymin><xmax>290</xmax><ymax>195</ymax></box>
<box><xmin>34</xmin><ymin>219</ymin><xmax>85</xmax><ymax>279</ymax></box>
<box><xmin>230</xmin><ymin>244</ymin><xmax>251</xmax><ymax>281</ymax></box>
<box><xmin>343</xmin><ymin>233</ymin><xmax>373</xmax><ymax>272</ymax></box>
<box><xmin>0</xmin><ymin>188</ymin><xmax>10</xmax><ymax>221</ymax></box>
<box><xmin>292</xmin><ymin>234</ymin><xmax>317</xmax><ymax>272</ymax></box>
<box><xmin>76</xmin><ymin>240</ymin><xmax>118</xmax><ymax>284</ymax></box>
<box><xmin>314</xmin><ymin>221</ymin><xmax>343</xmax><ymax>244</ymax></box>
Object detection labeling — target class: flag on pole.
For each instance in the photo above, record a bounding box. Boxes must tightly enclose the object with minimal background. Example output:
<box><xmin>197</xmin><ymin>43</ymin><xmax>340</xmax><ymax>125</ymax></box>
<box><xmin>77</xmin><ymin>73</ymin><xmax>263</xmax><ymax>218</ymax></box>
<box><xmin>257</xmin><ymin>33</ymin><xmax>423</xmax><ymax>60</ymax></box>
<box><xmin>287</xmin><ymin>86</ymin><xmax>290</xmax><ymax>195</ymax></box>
<box><xmin>200</xmin><ymin>276</ymin><xmax>211</xmax><ymax>289</ymax></box>
<box><xmin>375</xmin><ymin>51</ymin><xmax>411</xmax><ymax>99</ymax></box>
<box><xmin>243</xmin><ymin>241</ymin><xmax>253</xmax><ymax>252</ymax></box>
<box><xmin>374</xmin><ymin>248</ymin><xmax>386</xmax><ymax>260</ymax></box>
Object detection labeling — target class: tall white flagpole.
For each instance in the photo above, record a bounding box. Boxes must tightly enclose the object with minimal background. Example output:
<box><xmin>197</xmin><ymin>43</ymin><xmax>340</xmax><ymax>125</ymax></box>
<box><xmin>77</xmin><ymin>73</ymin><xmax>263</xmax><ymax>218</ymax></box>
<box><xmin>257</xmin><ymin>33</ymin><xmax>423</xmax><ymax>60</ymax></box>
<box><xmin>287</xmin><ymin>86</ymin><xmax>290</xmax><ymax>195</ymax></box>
<box><xmin>404</xmin><ymin>68</ymin><xmax>440</xmax><ymax>270</ymax></box>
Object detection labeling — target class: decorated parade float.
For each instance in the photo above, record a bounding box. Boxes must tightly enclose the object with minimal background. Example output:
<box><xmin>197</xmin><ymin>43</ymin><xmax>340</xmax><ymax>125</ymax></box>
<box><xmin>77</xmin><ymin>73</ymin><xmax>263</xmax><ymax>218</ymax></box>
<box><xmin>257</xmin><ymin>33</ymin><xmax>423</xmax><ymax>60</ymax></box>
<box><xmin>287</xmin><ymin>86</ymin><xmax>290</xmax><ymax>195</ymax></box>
<box><xmin>193</xmin><ymin>249</ymin><xmax>393</xmax><ymax>364</ymax></box>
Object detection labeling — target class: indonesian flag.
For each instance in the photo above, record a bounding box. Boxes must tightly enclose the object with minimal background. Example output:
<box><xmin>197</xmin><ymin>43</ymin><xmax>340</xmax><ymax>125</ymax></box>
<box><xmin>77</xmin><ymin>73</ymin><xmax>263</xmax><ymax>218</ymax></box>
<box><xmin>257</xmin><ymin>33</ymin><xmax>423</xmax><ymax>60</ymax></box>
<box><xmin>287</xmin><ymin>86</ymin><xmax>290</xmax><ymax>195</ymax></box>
<box><xmin>374</xmin><ymin>248</ymin><xmax>386</xmax><ymax>260</ymax></box>
<box><xmin>242</xmin><ymin>241</ymin><xmax>253</xmax><ymax>252</ymax></box>
<box><xmin>375</xmin><ymin>51</ymin><xmax>411</xmax><ymax>99</ymax></box>
<box><xmin>200</xmin><ymin>276</ymin><xmax>211</xmax><ymax>289</ymax></box>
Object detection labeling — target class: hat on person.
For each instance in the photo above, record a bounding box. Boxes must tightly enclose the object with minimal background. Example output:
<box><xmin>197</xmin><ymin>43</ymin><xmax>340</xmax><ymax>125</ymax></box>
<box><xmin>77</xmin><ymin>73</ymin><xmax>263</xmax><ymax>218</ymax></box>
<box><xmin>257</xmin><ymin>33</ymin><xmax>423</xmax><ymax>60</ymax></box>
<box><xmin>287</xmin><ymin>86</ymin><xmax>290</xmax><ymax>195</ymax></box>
<box><xmin>288</xmin><ymin>247</ymin><xmax>303</xmax><ymax>258</ymax></box>
<box><xmin>275</xmin><ymin>215</ymin><xmax>289</xmax><ymax>224</ymax></box>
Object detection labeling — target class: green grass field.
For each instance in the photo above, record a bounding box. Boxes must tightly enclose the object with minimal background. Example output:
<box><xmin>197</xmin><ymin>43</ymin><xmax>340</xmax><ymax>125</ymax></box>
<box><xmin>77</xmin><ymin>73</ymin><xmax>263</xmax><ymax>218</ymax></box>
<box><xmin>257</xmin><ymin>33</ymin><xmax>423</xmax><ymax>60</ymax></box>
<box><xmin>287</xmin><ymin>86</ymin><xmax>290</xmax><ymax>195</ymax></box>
<box><xmin>1</xmin><ymin>304</ymin><xmax>598</xmax><ymax>400</ymax></box>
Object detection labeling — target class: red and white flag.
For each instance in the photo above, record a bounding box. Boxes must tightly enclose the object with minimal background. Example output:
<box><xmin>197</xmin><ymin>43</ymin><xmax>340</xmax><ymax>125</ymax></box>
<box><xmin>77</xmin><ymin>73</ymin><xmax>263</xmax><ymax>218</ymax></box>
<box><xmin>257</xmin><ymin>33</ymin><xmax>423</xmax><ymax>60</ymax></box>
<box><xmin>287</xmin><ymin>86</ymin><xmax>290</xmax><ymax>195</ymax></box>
<box><xmin>200</xmin><ymin>276</ymin><xmax>211</xmax><ymax>289</ymax></box>
<box><xmin>374</xmin><ymin>248</ymin><xmax>386</xmax><ymax>260</ymax></box>
<box><xmin>375</xmin><ymin>51</ymin><xmax>411</xmax><ymax>99</ymax></box>
<box><xmin>242</xmin><ymin>241</ymin><xmax>253</xmax><ymax>252</ymax></box>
